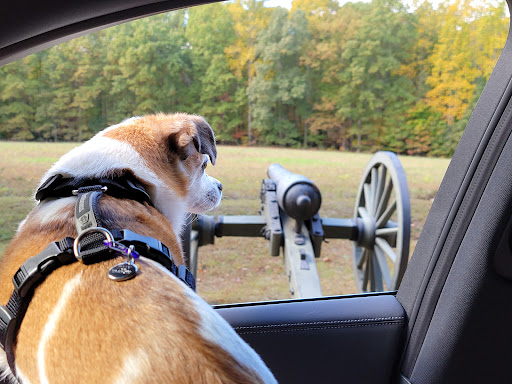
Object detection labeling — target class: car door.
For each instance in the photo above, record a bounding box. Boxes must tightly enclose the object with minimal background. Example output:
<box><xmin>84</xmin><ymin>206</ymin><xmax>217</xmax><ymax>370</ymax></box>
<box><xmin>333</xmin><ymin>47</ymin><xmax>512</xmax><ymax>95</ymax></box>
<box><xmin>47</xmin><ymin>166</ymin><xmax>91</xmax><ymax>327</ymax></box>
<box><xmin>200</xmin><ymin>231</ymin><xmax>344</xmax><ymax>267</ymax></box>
<box><xmin>395</xmin><ymin>1</ymin><xmax>512</xmax><ymax>381</ymax></box>
<box><xmin>214</xmin><ymin>0</ymin><xmax>512</xmax><ymax>381</ymax></box>
<box><xmin>0</xmin><ymin>1</ymin><xmax>511</xmax><ymax>383</ymax></box>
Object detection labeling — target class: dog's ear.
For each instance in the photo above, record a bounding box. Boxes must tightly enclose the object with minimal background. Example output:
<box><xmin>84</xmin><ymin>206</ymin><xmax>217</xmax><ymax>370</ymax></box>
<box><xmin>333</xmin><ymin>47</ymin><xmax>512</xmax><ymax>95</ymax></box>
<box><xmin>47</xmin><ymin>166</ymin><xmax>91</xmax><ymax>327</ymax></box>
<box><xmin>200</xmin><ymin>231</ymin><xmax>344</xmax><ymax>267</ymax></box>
<box><xmin>194</xmin><ymin>118</ymin><xmax>217</xmax><ymax>166</ymax></box>
<box><xmin>168</xmin><ymin>129</ymin><xmax>200</xmax><ymax>163</ymax></box>
<box><xmin>168</xmin><ymin>118</ymin><xmax>217</xmax><ymax>165</ymax></box>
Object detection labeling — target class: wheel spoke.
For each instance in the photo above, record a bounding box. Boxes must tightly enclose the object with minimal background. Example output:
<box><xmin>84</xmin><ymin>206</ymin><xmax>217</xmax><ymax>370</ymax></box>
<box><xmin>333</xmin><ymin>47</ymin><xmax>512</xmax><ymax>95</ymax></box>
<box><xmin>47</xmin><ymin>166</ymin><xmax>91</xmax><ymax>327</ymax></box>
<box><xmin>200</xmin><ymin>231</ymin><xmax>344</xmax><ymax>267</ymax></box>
<box><xmin>363</xmin><ymin>250</ymin><xmax>372</xmax><ymax>291</ymax></box>
<box><xmin>358</xmin><ymin>248</ymin><xmax>368</xmax><ymax>269</ymax></box>
<box><xmin>370</xmin><ymin>168</ymin><xmax>378</xmax><ymax>216</ymax></box>
<box><xmin>375</xmin><ymin>237</ymin><xmax>397</xmax><ymax>263</ymax></box>
<box><xmin>375</xmin><ymin>246</ymin><xmax>392</xmax><ymax>288</ymax></box>
<box><xmin>363</xmin><ymin>183</ymin><xmax>373</xmax><ymax>215</ymax></box>
<box><xmin>358</xmin><ymin>206</ymin><xmax>371</xmax><ymax>222</ymax></box>
<box><xmin>376</xmin><ymin>198</ymin><xmax>396</xmax><ymax>228</ymax></box>
<box><xmin>369</xmin><ymin>254</ymin><xmax>376</xmax><ymax>292</ymax></box>
<box><xmin>375</xmin><ymin>176</ymin><xmax>392</xmax><ymax>220</ymax></box>
<box><xmin>372</xmin><ymin>253</ymin><xmax>384</xmax><ymax>292</ymax></box>
<box><xmin>376</xmin><ymin>227</ymin><xmax>399</xmax><ymax>236</ymax></box>
<box><xmin>374</xmin><ymin>166</ymin><xmax>387</xmax><ymax>216</ymax></box>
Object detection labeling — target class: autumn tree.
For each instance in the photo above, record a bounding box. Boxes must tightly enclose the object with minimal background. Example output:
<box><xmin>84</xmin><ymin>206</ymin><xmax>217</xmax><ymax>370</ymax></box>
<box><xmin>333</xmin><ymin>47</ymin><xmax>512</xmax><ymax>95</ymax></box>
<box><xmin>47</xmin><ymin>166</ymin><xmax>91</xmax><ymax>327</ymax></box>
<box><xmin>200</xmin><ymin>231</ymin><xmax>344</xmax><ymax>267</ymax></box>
<box><xmin>225</xmin><ymin>0</ymin><xmax>270</xmax><ymax>143</ymax></box>
<box><xmin>337</xmin><ymin>0</ymin><xmax>415</xmax><ymax>152</ymax></box>
<box><xmin>0</xmin><ymin>54</ymin><xmax>48</xmax><ymax>140</ymax></box>
<box><xmin>425</xmin><ymin>0</ymin><xmax>479</xmax><ymax>148</ymax></box>
<box><xmin>425</xmin><ymin>0</ymin><xmax>508</xmax><ymax>155</ymax></box>
<box><xmin>103</xmin><ymin>11</ymin><xmax>192</xmax><ymax>122</ymax></box>
<box><xmin>294</xmin><ymin>0</ymin><xmax>359</xmax><ymax>149</ymax></box>
<box><xmin>186</xmin><ymin>3</ymin><xmax>244</xmax><ymax>143</ymax></box>
<box><xmin>249</xmin><ymin>8</ymin><xmax>310</xmax><ymax>145</ymax></box>
<box><xmin>0</xmin><ymin>0</ymin><xmax>508</xmax><ymax>156</ymax></box>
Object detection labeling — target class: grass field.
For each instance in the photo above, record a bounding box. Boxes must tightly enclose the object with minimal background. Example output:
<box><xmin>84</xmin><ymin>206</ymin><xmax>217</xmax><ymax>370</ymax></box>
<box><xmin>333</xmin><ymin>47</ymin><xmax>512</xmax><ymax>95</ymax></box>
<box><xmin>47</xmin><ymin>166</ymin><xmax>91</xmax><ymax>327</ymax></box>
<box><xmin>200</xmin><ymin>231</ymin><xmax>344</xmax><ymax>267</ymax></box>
<box><xmin>0</xmin><ymin>142</ymin><xmax>450</xmax><ymax>304</ymax></box>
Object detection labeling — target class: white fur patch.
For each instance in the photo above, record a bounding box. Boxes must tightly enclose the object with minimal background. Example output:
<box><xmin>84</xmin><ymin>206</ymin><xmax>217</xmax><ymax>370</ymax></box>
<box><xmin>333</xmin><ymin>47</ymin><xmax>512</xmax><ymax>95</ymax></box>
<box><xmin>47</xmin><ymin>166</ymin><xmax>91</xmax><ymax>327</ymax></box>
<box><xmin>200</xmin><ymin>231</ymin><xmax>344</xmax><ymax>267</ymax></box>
<box><xmin>14</xmin><ymin>367</ymin><xmax>32</xmax><ymax>384</ymax></box>
<box><xmin>186</xmin><ymin>155</ymin><xmax>222</xmax><ymax>214</ymax></box>
<box><xmin>96</xmin><ymin>116</ymin><xmax>141</xmax><ymax>136</ymax></box>
<box><xmin>184</xmin><ymin>291</ymin><xmax>277</xmax><ymax>384</ymax></box>
<box><xmin>40</xmin><ymin>136</ymin><xmax>159</xmax><ymax>189</ymax></box>
<box><xmin>142</xmin><ymin>258</ymin><xmax>276</xmax><ymax>383</ymax></box>
<box><xmin>16</xmin><ymin>218</ymin><xmax>28</xmax><ymax>233</ymax></box>
<box><xmin>0</xmin><ymin>355</ymin><xmax>32</xmax><ymax>384</ymax></box>
<box><xmin>37</xmin><ymin>273</ymin><xmax>82</xmax><ymax>384</ymax></box>
<box><xmin>39</xmin><ymin>135</ymin><xmax>186</xmax><ymax>235</ymax></box>
<box><xmin>112</xmin><ymin>348</ymin><xmax>150</xmax><ymax>384</ymax></box>
<box><xmin>32</xmin><ymin>197</ymin><xmax>76</xmax><ymax>227</ymax></box>
<box><xmin>0</xmin><ymin>349</ymin><xmax>13</xmax><ymax>383</ymax></box>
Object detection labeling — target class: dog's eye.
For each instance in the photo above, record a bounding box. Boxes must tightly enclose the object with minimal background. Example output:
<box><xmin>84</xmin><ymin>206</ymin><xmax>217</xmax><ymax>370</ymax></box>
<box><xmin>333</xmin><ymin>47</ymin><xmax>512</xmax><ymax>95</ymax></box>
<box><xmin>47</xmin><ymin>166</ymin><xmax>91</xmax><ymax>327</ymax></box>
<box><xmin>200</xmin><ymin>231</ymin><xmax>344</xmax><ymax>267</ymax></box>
<box><xmin>202</xmin><ymin>161</ymin><xmax>208</xmax><ymax>171</ymax></box>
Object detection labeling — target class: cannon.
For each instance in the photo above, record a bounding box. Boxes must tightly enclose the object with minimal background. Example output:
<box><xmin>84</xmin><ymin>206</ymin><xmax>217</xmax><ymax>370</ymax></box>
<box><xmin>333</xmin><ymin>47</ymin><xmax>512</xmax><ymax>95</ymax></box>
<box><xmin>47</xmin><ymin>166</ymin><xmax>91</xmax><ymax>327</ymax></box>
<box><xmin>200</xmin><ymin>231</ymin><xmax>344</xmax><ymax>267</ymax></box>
<box><xmin>182</xmin><ymin>151</ymin><xmax>411</xmax><ymax>298</ymax></box>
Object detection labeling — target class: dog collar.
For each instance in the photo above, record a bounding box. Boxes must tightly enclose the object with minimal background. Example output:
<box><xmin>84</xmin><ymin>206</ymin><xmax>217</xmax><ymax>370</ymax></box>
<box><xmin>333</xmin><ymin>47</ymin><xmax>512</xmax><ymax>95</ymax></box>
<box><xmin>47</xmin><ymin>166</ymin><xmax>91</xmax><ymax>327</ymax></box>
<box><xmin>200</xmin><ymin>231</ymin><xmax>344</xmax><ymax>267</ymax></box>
<box><xmin>36</xmin><ymin>173</ymin><xmax>154</xmax><ymax>207</ymax></box>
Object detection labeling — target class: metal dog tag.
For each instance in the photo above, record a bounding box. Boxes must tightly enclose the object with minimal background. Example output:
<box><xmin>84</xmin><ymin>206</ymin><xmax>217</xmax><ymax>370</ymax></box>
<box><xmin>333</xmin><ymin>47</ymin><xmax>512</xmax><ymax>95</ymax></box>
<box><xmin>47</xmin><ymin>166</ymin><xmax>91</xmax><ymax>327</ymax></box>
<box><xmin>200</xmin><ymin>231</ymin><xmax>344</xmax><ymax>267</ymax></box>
<box><xmin>105</xmin><ymin>243</ymin><xmax>139</xmax><ymax>282</ymax></box>
<box><xmin>108</xmin><ymin>261</ymin><xmax>138</xmax><ymax>282</ymax></box>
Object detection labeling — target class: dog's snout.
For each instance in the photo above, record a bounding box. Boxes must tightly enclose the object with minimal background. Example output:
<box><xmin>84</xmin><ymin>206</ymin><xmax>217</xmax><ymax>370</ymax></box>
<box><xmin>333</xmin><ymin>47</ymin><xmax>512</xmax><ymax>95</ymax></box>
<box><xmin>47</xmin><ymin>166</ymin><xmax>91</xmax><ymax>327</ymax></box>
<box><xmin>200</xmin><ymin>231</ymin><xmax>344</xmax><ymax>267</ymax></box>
<box><xmin>217</xmin><ymin>182</ymin><xmax>223</xmax><ymax>192</ymax></box>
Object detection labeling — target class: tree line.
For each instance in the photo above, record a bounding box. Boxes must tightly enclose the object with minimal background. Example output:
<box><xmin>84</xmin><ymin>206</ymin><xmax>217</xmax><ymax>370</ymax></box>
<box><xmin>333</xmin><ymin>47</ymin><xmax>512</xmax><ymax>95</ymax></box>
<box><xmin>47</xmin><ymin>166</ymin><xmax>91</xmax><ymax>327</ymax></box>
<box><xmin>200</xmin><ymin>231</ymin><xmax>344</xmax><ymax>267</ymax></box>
<box><xmin>0</xmin><ymin>0</ymin><xmax>508</xmax><ymax>156</ymax></box>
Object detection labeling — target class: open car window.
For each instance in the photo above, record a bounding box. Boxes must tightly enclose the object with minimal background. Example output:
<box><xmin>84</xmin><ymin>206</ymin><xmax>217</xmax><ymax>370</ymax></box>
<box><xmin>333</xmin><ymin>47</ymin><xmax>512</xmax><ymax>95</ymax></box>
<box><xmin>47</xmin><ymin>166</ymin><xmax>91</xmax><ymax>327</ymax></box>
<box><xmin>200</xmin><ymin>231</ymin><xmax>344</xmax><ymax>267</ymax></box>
<box><xmin>0</xmin><ymin>0</ymin><xmax>508</xmax><ymax>305</ymax></box>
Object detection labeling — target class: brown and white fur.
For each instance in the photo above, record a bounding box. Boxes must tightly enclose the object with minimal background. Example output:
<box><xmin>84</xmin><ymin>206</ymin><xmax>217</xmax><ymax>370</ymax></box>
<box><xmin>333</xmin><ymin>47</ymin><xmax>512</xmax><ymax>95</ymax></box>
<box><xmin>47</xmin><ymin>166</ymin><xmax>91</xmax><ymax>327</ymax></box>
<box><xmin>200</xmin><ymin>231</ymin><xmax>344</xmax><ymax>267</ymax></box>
<box><xmin>0</xmin><ymin>113</ymin><xmax>277</xmax><ymax>384</ymax></box>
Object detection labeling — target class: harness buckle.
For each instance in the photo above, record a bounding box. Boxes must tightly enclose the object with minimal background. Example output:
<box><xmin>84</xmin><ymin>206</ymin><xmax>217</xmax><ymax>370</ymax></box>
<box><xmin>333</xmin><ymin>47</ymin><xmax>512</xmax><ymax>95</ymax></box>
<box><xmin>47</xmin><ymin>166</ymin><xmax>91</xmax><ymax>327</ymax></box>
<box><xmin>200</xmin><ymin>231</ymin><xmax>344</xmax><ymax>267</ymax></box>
<box><xmin>0</xmin><ymin>306</ymin><xmax>16</xmax><ymax>350</ymax></box>
<box><xmin>13</xmin><ymin>241</ymin><xmax>62</xmax><ymax>297</ymax></box>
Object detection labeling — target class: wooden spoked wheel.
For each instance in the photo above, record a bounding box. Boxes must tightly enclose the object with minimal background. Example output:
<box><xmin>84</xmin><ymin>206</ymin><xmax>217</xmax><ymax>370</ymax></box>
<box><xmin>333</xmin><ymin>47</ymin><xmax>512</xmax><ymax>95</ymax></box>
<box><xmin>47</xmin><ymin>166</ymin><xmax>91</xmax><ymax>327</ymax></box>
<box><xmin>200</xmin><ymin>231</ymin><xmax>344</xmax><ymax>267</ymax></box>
<box><xmin>352</xmin><ymin>151</ymin><xmax>411</xmax><ymax>292</ymax></box>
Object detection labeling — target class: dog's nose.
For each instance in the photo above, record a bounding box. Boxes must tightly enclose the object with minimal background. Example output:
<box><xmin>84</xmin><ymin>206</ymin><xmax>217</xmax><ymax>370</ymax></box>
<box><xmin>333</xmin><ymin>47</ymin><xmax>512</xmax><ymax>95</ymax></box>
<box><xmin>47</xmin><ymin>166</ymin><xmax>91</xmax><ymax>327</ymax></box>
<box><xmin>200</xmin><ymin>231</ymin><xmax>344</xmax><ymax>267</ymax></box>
<box><xmin>217</xmin><ymin>182</ymin><xmax>223</xmax><ymax>192</ymax></box>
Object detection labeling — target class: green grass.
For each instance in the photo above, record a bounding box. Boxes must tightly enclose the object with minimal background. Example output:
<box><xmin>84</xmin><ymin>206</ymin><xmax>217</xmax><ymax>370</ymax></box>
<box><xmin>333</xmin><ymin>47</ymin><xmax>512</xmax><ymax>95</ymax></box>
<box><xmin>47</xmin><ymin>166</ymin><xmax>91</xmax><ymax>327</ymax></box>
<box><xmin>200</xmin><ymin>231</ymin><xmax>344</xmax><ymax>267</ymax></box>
<box><xmin>0</xmin><ymin>142</ymin><xmax>449</xmax><ymax>304</ymax></box>
<box><xmin>0</xmin><ymin>142</ymin><xmax>79</xmax><ymax>254</ymax></box>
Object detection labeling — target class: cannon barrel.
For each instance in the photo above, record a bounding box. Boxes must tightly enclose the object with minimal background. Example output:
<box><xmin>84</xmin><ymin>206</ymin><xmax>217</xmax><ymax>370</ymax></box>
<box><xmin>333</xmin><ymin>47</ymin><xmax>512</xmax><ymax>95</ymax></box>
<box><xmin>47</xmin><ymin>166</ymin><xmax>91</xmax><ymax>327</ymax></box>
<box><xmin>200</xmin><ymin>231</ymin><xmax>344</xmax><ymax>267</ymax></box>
<box><xmin>267</xmin><ymin>164</ymin><xmax>322</xmax><ymax>223</ymax></box>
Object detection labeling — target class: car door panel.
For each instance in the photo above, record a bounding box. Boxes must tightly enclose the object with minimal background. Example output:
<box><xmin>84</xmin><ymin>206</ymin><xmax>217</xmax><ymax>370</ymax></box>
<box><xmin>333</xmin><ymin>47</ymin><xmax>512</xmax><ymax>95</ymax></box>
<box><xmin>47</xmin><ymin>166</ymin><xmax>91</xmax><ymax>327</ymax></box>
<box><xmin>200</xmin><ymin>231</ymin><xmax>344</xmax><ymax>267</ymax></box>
<box><xmin>216</xmin><ymin>294</ymin><xmax>405</xmax><ymax>384</ymax></box>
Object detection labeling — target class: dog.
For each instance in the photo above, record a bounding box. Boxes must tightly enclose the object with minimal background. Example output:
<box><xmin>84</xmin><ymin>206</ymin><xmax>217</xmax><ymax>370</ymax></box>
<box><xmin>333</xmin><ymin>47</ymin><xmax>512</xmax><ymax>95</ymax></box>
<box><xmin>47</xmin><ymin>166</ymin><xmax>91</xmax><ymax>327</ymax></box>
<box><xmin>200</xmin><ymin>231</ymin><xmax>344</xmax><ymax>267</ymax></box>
<box><xmin>0</xmin><ymin>113</ymin><xmax>276</xmax><ymax>384</ymax></box>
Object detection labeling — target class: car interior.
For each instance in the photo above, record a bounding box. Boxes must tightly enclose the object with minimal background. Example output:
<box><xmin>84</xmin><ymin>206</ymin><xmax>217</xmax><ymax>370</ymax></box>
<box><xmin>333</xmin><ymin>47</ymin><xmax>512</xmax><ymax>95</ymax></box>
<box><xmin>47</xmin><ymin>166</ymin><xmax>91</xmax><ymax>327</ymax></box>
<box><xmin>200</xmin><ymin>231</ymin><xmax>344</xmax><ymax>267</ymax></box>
<box><xmin>1</xmin><ymin>0</ymin><xmax>512</xmax><ymax>383</ymax></box>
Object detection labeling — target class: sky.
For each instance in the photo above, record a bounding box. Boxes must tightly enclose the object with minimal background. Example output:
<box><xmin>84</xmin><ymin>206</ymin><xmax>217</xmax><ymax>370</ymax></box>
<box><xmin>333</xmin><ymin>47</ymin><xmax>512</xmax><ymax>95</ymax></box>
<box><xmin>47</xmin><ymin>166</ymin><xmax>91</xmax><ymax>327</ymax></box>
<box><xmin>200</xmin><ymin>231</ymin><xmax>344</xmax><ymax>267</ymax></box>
<box><xmin>263</xmin><ymin>0</ymin><xmax>507</xmax><ymax>10</ymax></box>
<box><xmin>265</xmin><ymin>0</ymin><xmax>326</xmax><ymax>8</ymax></box>
<box><xmin>264</xmin><ymin>0</ymin><xmax>379</xmax><ymax>9</ymax></box>
<box><xmin>263</xmin><ymin>0</ymin><xmax>423</xmax><ymax>10</ymax></box>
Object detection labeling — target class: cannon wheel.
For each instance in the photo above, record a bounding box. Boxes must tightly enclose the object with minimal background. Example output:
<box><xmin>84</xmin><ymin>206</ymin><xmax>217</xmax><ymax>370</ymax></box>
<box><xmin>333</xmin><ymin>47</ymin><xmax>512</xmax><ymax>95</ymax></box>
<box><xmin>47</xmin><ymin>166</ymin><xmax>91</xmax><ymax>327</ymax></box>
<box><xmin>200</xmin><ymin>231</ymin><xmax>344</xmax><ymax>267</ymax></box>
<box><xmin>352</xmin><ymin>151</ymin><xmax>411</xmax><ymax>292</ymax></box>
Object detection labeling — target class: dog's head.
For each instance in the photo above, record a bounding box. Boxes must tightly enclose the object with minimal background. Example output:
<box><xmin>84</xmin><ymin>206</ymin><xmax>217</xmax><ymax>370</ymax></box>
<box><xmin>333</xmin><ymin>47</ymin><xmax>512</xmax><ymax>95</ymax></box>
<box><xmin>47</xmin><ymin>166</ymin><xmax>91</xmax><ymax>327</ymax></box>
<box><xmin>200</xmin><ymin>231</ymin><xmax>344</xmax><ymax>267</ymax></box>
<box><xmin>101</xmin><ymin>113</ymin><xmax>222</xmax><ymax>214</ymax></box>
<box><xmin>164</xmin><ymin>114</ymin><xmax>223</xmax><ymax>214</ymax></box>
<box><xmin>42</xmin><ymin>113</ymin><xmax>222</xmax><ymax>232</ymax></box>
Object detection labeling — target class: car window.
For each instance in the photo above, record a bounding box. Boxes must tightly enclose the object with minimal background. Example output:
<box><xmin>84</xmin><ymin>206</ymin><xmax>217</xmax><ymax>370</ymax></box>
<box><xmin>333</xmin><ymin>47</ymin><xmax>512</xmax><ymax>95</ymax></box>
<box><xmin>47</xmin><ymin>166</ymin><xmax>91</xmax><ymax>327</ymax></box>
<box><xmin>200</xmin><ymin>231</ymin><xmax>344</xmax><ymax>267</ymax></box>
<box><xmin>0</xmin><ymin>0</ymin><xmax>508</xmax><ymax>304</ymax></box>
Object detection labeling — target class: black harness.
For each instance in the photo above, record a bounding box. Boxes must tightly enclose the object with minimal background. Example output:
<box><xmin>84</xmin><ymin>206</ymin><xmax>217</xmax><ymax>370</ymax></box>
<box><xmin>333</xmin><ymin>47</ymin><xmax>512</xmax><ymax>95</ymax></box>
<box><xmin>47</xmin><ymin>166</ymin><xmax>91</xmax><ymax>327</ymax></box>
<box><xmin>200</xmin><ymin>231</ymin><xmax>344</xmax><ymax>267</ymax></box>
<box><xmin>0</xmin><ymin>174</ymin><xmax>195</xmax><ymax>378</ymax></box>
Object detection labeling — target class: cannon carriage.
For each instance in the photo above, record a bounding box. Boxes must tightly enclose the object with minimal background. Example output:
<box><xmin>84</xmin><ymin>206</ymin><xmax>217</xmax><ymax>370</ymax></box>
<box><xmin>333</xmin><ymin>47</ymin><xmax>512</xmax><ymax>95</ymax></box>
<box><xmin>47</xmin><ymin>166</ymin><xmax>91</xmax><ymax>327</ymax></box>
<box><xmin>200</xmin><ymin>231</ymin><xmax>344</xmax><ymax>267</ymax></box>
<box><xmin>183</xmin><ymin>151</ymin><xmax>411</xmax><ymax>298</ymax></box>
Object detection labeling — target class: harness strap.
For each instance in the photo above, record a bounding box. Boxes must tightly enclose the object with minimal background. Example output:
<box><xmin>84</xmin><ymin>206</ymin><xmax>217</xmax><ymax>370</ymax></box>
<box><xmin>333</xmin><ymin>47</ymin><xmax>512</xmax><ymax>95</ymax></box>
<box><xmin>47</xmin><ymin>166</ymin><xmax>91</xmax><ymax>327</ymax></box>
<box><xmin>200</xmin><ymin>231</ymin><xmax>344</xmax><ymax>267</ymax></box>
<box><xmin>75</xmin><ymin>186</ymin><xmax>104</xmax><ymax>231</ymax></box>
<box><xmin>0</xmin><ymin>229</ymin><xmax>195</xmax><ymax>378</ymax></box>
<box><xmin>0</xmin><ymin>238</ymin><xmax>75</xmax><ymax>376</ymax></box>
<box><xmin>74</xmin><ymin>186</ymin><xmax>111</xmax><ymax>264</ymax></box>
